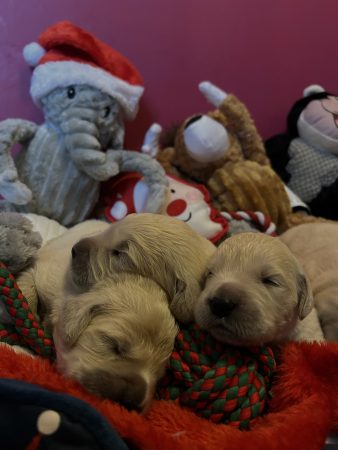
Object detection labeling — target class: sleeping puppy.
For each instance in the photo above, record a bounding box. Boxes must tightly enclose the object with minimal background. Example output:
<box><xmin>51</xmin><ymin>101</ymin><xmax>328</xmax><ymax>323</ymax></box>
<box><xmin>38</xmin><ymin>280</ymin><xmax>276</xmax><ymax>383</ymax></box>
<box><xmin>280</xmin><ymin>222</ymin><xmax>338</xmax><ymax>341</ymax></box>
<box><xmin>53</xmin><ymin>274</ymin><xmax>177</xmax><ymax>413</ymax></box>
<box><xmin>17</xmin><ymin>214</ymin><xmax>215</xmax><ymax>410</ymax></box>
<box><xmin>194</xmin><ymin>232</ymin><xmax>324</xmax><ymax>345</ymax></box>
<box><xmin>70</xmin><ymin>213</ymin><xmax>216</xmax><ymax>323</ymax></box>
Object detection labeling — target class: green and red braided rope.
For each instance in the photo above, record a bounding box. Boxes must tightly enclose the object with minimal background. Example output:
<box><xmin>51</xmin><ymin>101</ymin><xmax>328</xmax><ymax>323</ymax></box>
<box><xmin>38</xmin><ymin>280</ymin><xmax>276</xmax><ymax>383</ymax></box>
<box><xmin>0</xmin><ymin>261</ymin><xmax>276</xmax><ymax>428</ymax></box>
<box><xmin>0</xmin><ymin>262</ymin><xmax>54</xmax><ymax>357</ymax></box>
<box><xmin>157</xmin><ymin>323</ymin><xmax>276</xmax><ymax>429</ymax></box>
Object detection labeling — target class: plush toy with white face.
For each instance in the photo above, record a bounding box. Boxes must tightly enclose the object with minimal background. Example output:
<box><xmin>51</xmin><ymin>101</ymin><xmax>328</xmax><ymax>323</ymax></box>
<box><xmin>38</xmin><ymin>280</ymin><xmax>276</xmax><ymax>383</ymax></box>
<box><xmin>266</xmin><ymin>85</ymin><xmax>338</xmax><ymax>220</ymax></box>
<box><xmin>99</xmin><ymin>172</ymin><xmax>229</xmax><ymax>244</ymax></box>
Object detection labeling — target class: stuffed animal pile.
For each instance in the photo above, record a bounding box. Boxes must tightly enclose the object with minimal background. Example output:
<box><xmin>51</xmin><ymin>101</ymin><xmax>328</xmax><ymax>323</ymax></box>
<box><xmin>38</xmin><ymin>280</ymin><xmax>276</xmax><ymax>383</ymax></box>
<box><xmin>139</xmin><ymin>81</ymin><xmax>332</xmax><ymax>233</ymax></box>
<box><xmin>1</xmin><ymin>19</ymin><xmax>338</xmax><ymax>450</ymax></box>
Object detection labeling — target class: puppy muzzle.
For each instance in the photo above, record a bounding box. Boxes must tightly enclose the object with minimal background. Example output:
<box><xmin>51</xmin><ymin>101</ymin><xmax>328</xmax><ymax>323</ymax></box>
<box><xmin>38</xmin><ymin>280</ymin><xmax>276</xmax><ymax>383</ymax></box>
<box><xmin>206</xmin><ymin>282</ymin><xmax>247</xmax><ymax>318</ymax></box>
<box><xmin>81</xmin><ymin>371</ymin><xmax>148</xmax><ymax>413</ymax></box>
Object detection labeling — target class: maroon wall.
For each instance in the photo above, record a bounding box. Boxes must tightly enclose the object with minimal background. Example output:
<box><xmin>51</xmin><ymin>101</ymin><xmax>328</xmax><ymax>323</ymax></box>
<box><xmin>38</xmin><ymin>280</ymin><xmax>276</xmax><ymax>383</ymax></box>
<box><xmin>1</xmin><ymin>0</ymin><xmax>337</xmax><ymax>149</ymax></box>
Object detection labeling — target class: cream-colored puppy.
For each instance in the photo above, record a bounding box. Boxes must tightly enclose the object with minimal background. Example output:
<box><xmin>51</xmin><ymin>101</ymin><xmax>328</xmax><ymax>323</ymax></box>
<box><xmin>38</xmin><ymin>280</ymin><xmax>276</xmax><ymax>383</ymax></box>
<box><xmin>53</xmin><ymin>275</ymin><xmax>177</xmax><ymax>412</ymax></box>
<box><xmin>280</xmin><ymin>222</ymin><xmax>338</xmax><ymax>341</ymax></box>
<box><xmin>17</xmin><ymin>214</ymin><xmax>215</xmax><ymax>410</ymax></box>
<box><xmin>70</xmin><ymin>213</ymin><xmax>216</xmax><ymax>322</ymax></box>
<box><xmin>194</xmin><ymin>232</ymin><xmax>324</xmax><ymax>345</ymax></box>
<box><xmin>17</xmin><ymin>219</ymin><xmax>178</xmax><ymax>412</ymax></box>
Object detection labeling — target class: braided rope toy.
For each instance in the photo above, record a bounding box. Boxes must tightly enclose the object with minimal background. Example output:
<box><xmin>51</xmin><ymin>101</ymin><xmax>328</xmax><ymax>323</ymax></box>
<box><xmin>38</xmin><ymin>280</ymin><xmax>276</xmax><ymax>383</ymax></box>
<box><xmin>222</xmin><ymin>210</ymin><xmax>277</xmax><ymax>236</ymax></box>
<box><xmin>0</xmin><ymin>262</ymin><xmax>54</xmax><ymax>357</ymax></box>
<box><xmin>157</xmin><ymin>323</ymin><xmax>276</xmax><ymax>429</ymax></box>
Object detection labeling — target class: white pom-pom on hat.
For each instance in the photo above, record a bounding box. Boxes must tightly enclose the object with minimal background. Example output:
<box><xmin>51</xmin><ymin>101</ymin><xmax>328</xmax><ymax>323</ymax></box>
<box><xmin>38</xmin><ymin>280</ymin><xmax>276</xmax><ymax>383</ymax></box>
<box><xmin>22</xmin><ymin>42</ymin><xmax>46</xmax><ymax>66</ymax></box>
<box><xmin>303</xmin><ymin>84</ymin><xmax>325</xmax><ymax>98</ymax></box>
<box><xmin>37</xmin><ymin>410</ymin><xmax>61</xmax><ymax>435</ymax></box>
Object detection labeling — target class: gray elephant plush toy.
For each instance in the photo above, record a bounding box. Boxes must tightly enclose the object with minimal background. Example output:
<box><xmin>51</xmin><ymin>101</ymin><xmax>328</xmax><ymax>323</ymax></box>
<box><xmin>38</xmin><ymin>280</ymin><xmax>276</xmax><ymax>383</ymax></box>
<box><xmin>0</xmin><ymin>21</ymin><xmax>168</xmax><ymax>226</ymax></box>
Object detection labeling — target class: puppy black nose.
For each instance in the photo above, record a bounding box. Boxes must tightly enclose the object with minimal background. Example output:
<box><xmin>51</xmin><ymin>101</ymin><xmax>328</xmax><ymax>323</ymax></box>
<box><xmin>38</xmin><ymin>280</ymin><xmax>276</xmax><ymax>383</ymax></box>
<box><xmin>208</xmin><ymin>297</ymin><xmax>237</xmax><ymax>318</ymax></box>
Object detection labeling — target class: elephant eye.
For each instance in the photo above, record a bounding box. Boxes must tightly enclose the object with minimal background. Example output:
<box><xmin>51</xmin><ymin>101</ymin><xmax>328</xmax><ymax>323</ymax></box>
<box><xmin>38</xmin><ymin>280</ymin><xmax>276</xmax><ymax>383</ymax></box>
<box><xmin>67</xmin><ymin>86</ymin><xmax>76</xmax><ymax>99</ymax></box>
<box><xmin>103</xmin><ymin>106</ymin><xmax>111</xmax><ymax>118</ymax></box>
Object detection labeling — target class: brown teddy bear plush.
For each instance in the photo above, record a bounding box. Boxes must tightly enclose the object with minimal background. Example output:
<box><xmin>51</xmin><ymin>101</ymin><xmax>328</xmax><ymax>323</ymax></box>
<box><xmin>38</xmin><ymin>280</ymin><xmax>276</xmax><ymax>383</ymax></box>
<box><xmin>145</xmin><ymin>82</ymin><xmax>290</xmax><ymax>232</ymax></box>
<box><xmin>143</xmin><ymin>82</ymin><xmax>330</xmax><ymax>234</ymax></box>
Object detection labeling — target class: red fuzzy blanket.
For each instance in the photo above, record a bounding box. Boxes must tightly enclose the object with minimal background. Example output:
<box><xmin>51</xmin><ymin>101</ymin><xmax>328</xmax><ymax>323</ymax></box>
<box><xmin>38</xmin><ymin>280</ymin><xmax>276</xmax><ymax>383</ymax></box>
<box><xmin>0</xmin><ymin>342</ymin><xmax>337</xmax><ymax>450</ymax></box>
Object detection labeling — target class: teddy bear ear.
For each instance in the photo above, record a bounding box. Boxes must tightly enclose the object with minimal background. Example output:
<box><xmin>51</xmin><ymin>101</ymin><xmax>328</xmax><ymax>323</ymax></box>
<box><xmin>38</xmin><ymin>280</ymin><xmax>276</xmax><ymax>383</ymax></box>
<box><xmin>303</xmin><ymin>84</ymin><xmax>325</xmax><ymax>98</ymax></box>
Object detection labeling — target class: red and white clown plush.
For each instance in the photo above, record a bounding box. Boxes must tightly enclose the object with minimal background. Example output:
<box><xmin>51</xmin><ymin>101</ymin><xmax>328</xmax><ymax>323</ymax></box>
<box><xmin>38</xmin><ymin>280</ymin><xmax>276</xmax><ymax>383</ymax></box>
<box><xmin>100</xmin><ymin>171</ymin><xmax>229</xmax><ymax>244</ymax></box>
<box><xmin>97</xmin><ymin>124</ymin><xmax>277</xmax><ymax>243</ymax></box>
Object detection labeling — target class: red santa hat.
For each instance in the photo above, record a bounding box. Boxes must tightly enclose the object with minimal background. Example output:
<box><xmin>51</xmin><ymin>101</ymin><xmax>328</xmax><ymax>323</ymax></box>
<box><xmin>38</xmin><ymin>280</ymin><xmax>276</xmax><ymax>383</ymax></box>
<box><xmin>22</xmin><ymin>21</ymin><xmax>144</xmax><ymax>119</ymax></box>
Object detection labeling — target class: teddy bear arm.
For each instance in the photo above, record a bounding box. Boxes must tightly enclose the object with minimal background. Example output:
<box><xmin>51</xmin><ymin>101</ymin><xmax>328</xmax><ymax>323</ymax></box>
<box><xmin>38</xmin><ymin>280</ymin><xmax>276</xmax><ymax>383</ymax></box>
<box><xmin>219</xmin><ymin>95</ymin><xmax>269</xmax><ymax>166</ymax></box>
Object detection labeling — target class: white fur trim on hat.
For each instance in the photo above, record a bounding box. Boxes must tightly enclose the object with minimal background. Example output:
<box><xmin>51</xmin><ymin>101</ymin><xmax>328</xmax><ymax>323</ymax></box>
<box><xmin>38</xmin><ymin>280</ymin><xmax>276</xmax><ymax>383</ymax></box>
<box><xmin>303</xmin><ymin>84</ymin><xmax>325</xmax><ymax>97</ymax></box>
<box><xmin>30</xmin><ymin>61</ymin><xmax>144</xmax><ymax>119</ymax></box>
<box><xmin>23</xmin><ymin>42</ymin><xmax>46</xmax><ymax>66</ymax></box>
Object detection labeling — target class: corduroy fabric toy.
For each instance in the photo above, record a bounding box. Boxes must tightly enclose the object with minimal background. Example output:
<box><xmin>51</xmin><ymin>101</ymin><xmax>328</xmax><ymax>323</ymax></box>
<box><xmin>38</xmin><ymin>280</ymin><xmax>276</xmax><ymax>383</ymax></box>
<box><xmin>140</xmin><ymin>87</ymin><xmax>293</xmax><ymax>234</ymax></box>
<box><xmin>0</xmin><ymin>20</ymin><xmax>168</xmax><ymax>226</ymax></box>
<box><xmin>0</xmin><ymin>261</ymin><xmax>276</xmax><ymax>427</ymax></box>
<box><xmin>146</xmin><ymin>81</ymin><xmax>331</xmax><ymax>234</ymax></box>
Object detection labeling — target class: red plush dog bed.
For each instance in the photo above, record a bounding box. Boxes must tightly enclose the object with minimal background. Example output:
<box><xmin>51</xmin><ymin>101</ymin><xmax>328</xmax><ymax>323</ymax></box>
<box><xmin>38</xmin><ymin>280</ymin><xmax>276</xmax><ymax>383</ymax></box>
<box><xmin>0</xmin><ymin>342</ymin><xmax>337</xmax><ymax>450</ymax></box>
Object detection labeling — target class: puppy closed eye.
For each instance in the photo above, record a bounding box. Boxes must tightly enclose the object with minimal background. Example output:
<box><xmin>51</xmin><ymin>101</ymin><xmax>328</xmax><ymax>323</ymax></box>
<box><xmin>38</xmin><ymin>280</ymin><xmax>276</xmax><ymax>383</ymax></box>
<box><xmin>261</xmin><ymin>276</ymin><xmax>281</xmax><ymax>287</ymax></box>
<box><xmin>111</xmin><ymin>241</ymin><xmax>129</xmax><ymax>258</ymax></box>
<box><xmin>99</xmin><ymin>332</ymin><xmax>129</xmax><ymax>357</ymax></box>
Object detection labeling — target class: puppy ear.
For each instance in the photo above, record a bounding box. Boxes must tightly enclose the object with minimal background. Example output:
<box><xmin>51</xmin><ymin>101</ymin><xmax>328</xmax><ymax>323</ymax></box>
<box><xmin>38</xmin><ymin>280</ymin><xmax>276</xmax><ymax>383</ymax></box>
<box><xmin>170</xmin><ymin>277</ymin><xmax>200</xmax><ymax>323</ymax></box>
<box><xmin>297</xmin><ymin>273</ymin><xmax>314</xmax><ymax>320</ymax></box>
<box><xmin>59</xmin><ymin>299</ymin><xmax>106</xmax><ymax>347</ymax></box>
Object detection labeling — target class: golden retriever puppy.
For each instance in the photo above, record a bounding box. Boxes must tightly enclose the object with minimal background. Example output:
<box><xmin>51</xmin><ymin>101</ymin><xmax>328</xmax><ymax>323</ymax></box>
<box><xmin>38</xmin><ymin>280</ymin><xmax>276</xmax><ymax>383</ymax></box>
<box><xmin>280</xmin><ymin>222</ymin><xmax>338</xmax><ymax>341</ymax></box>
<box><xmin>70</xmin><ymin>213</ymin><xmax>216</xmax><ymax>323</ymax></box>
<box><xmin>194</xmin><ymin>232</ymin><xmax>324</xmax><ymax>345</ymax></box>
<box><xmin>17</xmin><ymin>214</ymin><xmax>215</xmax><ymax>410</ymax></box>
<box><xmin>53</xmin><ymin>274</ymin><xmax>177</xmax><ymax>412</ymax></box>
<box><xmin>17</xmin><ymin>219</ymin><xmax>178</xmax><ymax>412</ymax></box>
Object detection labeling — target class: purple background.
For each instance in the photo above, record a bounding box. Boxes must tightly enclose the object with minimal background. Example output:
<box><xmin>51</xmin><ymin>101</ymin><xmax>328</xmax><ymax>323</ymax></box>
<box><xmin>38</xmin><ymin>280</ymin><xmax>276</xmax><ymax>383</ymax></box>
<box><xmin>1</xmin><ymin>0</ymin><xmax>338</xmax><ymax>149</ymax></box>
